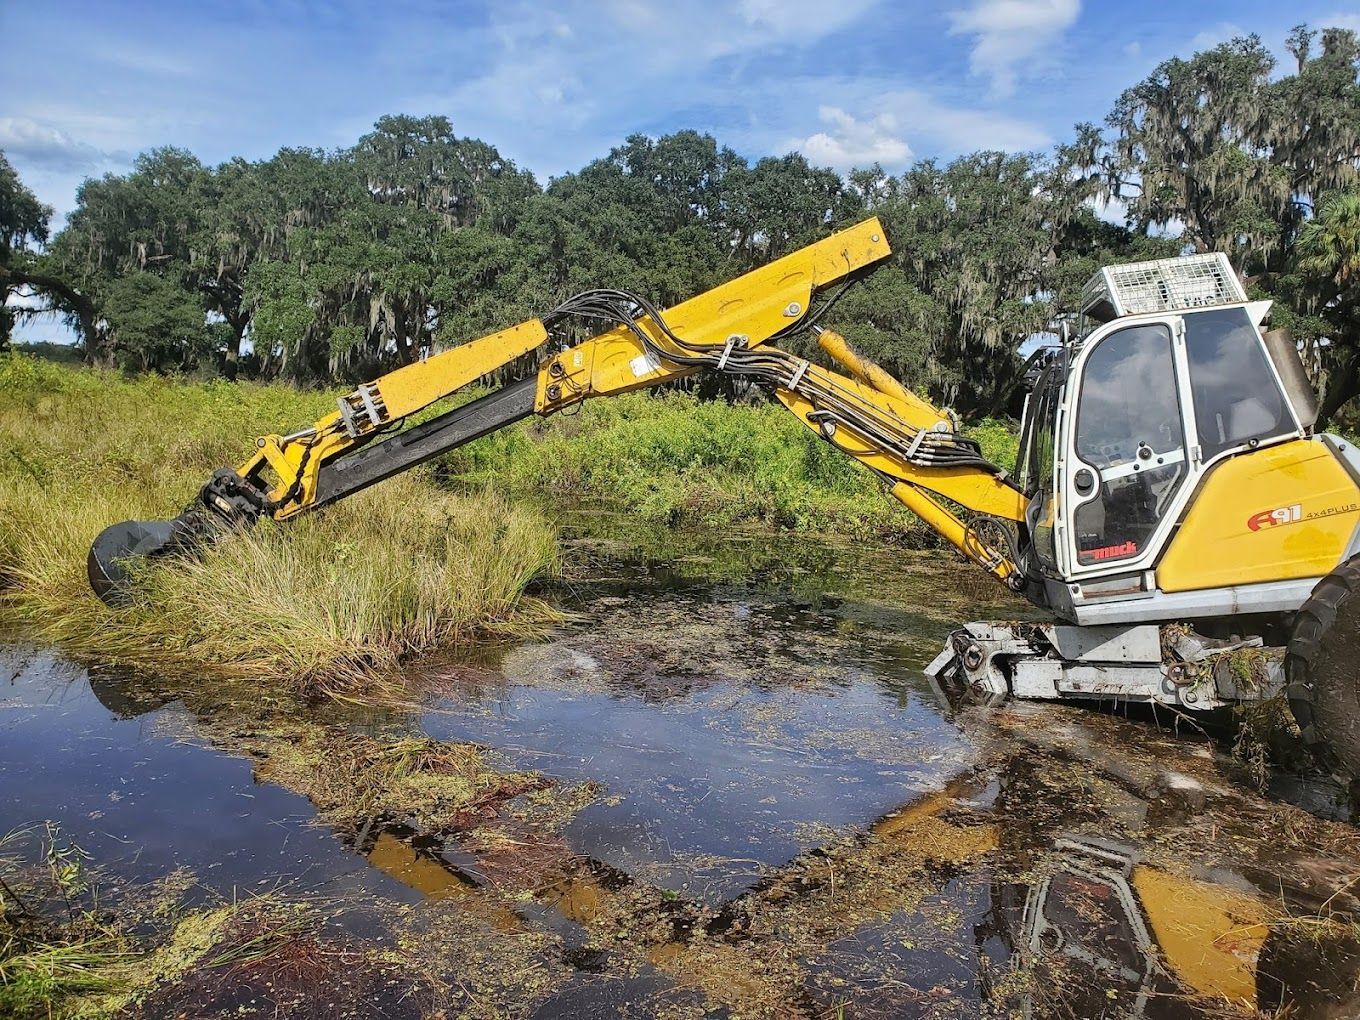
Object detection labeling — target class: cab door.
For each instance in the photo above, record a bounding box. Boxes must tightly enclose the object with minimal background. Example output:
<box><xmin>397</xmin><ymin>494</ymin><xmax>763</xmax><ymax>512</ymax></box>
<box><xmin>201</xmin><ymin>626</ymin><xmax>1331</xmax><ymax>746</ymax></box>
<box><xmin>1062</xmin><ymin>318</ymin><xmax>1192</xmax><ymax>575</ymax></box>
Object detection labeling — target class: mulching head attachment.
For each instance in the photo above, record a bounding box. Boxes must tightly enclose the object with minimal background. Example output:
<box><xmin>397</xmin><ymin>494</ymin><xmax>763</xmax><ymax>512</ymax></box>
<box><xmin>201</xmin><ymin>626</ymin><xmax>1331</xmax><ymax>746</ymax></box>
<box><xmin>87</xmin><ymin>469</ymin><xmax>268</xmax><ymax>606</ymax></box>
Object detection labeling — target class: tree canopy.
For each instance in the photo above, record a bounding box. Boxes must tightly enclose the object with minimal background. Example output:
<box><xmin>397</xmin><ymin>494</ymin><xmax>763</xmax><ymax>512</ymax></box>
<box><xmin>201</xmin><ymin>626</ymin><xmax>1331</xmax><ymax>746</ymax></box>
<box><xmin>5</xmin><ymin>24</ymin><xmax>1359</xmax><ymax>420</ymax></box>
<box><xmin>0</xmin><ymin>152</ymin><xmax>54</xmax><ymax>348</ymax></box>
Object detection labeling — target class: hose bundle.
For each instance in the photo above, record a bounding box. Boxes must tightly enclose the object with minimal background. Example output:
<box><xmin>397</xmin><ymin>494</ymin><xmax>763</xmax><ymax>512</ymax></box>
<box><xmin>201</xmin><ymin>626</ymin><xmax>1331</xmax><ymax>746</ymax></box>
<box><xmin>543</xmin><ymin>287</ymin><xmax>1001</xmax><ymax>476</ymax></box>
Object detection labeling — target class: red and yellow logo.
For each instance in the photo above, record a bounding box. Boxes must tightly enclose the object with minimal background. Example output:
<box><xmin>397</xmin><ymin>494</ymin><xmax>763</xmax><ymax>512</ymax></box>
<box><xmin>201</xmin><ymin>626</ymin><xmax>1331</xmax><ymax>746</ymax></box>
<box><xmin>1247</xmin><ymin>502</ymin><xmax>1360</xmax><ymax>531</ymax></box>
<box><xmin>1247</xmin><ymin>504</ymin><xmax>1302</xmax><ymax>531</ymax></box>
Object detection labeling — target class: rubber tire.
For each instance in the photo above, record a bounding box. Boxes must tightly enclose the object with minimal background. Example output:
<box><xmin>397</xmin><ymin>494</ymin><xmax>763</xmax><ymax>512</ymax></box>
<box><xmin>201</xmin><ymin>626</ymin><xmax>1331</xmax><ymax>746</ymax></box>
<box><xmin>1286</xmin><ymin>556</ymin><xmax>1360</xmax><ymax>780</ymax></box>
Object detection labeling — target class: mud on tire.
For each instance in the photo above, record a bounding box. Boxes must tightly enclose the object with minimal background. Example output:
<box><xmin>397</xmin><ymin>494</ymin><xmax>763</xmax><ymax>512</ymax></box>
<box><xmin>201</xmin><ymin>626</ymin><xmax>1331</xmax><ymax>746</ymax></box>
<box><xmin>1286</xmin><ymin>556</ymin><xmax>1360</xmax><ymax>780</ymax></box>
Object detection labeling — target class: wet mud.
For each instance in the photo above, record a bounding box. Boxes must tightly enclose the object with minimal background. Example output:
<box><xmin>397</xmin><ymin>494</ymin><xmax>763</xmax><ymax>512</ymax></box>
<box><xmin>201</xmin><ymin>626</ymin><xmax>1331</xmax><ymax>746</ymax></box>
<box><xmin>4</xmin><ymin>521</ymin><xmax>1360</xmax><ymax>1017</ymax></box>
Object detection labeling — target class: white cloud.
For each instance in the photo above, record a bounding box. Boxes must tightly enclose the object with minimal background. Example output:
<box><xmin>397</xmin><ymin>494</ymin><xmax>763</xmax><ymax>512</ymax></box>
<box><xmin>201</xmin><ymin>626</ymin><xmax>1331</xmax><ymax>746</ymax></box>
<box><xmin>400</xmin><ymin>0</ymin><xmax>886</xmax><ymax>177</ymax></box>
<box><xmin>1122</xmin><ymin>41</ymin><xmax>1141</xmax><ymax>58</ymax></box>
<box><xmin>776</xmin><ymin>84</ymin><xmax>1050</xmax><ymax>169</ymax></box>
<box><xmin>0</xmin><ymin>117</ymin><xmax>126</xmax><ymax>173</ymax></box>
<box><xmin>1322</xmin><ymin>13</ymin><xmax>1360</xmax><ymax>32</ymax></box>
<box><xmin>948</xmin><ymin>0</ymin><xmax>1081</xmax><ymax>97</ymax></box>
<box><xmin>1190</xmin><ymin>22</ymin><xmax>1245</xmax><ymax>50</ymax></box>
<box><xmin>601</xmin><ymin>0</ymin><xmax>878</xmax><ymax>61</ymax></box>
<box><xmin>882</xmin><ymin>90</ymin><xmax>1051</xmax><ymax>153</ymax></box>
<box><xmin>795</xmin><ymin>107</ymin><xmax>912</xmax><ymax>171</ymax></box>
<box><xmin>101</xmin><ymin>43</ymin><xmax>195</xmax><ymax>77</ymax></box>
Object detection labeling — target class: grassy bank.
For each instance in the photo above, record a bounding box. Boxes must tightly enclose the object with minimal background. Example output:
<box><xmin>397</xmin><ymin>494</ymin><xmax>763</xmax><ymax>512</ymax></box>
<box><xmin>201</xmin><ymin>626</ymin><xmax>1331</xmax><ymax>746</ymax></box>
<box><xmin>0</xmin><ymin>355</ymin><xmax>558</xmax><ymax>696</ymax></box>
<box><xmin>442</xmin><ymin>389</ymin><xmax>1018</xmax><ymax>542</ymax></box>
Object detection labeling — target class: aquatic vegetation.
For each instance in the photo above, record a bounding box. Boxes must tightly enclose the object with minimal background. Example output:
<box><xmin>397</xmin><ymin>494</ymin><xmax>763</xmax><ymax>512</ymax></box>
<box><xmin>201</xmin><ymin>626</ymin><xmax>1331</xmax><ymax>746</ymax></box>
<box><xmin>0</xmin><ymin>825</ymin><xmax>422</xmax><ymax>1020</ymax></box>
<box><xmin>0</xmin><ymin>354</ymin><xmax>559</xmax><ymax>696</ymax></box>
<box><xmin>0</xmin><ymin>824</ymin><xmax>250</xmax><ymax>1017</ymax></box>
<box><xmin>249</xmin><ymin>728</ymin><xmax>551</xmax><ymax>831</ymax></box>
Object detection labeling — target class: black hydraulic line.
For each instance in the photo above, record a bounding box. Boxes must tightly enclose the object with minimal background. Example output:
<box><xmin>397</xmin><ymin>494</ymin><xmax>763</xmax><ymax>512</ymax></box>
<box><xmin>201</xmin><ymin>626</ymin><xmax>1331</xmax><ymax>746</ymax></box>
<box><xmin>310</xmin><ymin>377</ymin><xmax>538</xmax><ymax>509</ymax></box>
<box><xmin>546</xmin><ymin>286</ymin><xmax>1002</xmax><ymax>474</ymax></box>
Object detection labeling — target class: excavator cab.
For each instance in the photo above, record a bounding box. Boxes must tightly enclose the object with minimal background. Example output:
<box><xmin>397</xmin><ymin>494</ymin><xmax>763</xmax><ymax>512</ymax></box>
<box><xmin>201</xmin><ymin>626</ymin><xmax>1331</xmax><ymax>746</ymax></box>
<box><xmin>938</xmin><ymin>252</ymin><xmax>1360</xmax><ymax>781</ymax></box>
<box><xmin>1011</xmin><ymin>253</ymin><xmax>1332</xmax><ymax>610</ymax></box>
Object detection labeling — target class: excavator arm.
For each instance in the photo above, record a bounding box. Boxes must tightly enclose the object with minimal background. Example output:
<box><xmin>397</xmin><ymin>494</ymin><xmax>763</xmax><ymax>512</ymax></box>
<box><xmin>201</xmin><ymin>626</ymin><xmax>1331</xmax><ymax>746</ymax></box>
<box><xmin>88</xmin><ymin>218</ymin><xmax>1027</xmax><ymax>603</ymax></box>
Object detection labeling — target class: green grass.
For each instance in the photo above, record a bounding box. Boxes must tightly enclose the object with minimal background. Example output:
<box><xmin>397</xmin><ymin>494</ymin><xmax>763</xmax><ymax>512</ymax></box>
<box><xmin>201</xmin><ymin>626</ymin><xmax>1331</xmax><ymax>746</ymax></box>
<box><xmin>440</xmin><ymin>389</ymin><xmax>1018</xmax><ymax>542</ymax></box>
<box><xmin>0</xmin><ymin>354</ymin><xmax>559</xmax><ymax>697</ymax></box>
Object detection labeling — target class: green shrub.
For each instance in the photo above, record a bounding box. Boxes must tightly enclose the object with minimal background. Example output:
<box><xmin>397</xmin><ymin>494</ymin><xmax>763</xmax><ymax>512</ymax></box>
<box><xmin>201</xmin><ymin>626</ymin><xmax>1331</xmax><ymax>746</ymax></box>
<box><xmin>965</xmin><ymin>418</ymin><xmax>1021</xmax><ymax>474</ymax></box>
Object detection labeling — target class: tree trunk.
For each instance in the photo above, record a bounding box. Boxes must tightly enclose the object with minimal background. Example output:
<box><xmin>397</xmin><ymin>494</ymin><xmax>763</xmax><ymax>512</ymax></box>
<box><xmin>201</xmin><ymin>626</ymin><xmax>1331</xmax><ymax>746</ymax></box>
<box><xmin>224</xmin><ymin>316</ymin><xmax>246</xmax><ymax>381</ymax></box>
<box><xmin>0</xmin><ymin>266</ymin><xmax>101</xmax><ymax>363</ymax></box>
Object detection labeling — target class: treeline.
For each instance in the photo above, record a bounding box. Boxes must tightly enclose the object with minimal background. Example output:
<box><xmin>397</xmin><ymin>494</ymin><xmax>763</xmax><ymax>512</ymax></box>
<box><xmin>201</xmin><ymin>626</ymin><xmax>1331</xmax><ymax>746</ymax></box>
<box><xmin>1</xmin><ymin>25</ymin><xmax>1357</xmax><ymax>420</ymax></box>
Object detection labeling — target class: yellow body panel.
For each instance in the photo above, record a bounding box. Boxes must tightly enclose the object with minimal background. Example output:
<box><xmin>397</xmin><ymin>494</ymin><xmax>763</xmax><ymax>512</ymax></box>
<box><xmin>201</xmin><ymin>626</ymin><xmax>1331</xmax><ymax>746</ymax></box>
<box><xmin>373</xmin><ymin>320</ymin><xmax>547</xmax><ymax>419</ymax></box>
<box><xmin>1157</xmin><ymin>439</ymin><xmax>1360</xmax><ymax>592</ymax></box>
<box><xmin>535</xmin><ymin>218</ymin><xmax>892</xmax><ymax>412</ymax></box>
<box><xmin>1132</xmin><ymin>865</ymin><xmax>1269</xmax><ymax>1005</ymax></box>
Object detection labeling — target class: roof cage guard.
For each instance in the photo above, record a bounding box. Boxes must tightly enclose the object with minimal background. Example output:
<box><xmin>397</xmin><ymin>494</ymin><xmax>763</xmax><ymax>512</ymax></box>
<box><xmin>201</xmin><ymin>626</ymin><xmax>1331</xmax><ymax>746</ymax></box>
<box><xmin>1080</xmin><ymin>252</ymin><xmax>1247</xmax><ymax>327</ymax></box>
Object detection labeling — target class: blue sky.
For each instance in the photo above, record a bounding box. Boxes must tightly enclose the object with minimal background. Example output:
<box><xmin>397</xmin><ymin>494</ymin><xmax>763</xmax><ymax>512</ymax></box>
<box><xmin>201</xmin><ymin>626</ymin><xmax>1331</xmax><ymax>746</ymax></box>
<box><xmin>3</xmin><ymin>0</ymin><xmax>1359</xmax><ymax>225</ymax></box>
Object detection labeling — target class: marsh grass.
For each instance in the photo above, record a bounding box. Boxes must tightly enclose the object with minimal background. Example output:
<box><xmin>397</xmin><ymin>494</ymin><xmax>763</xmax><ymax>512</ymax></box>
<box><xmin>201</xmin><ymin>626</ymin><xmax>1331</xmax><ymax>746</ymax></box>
<box><xmin>441</xmin><ymin>390</ymin><xmax>1019</xmax><ymax>542</ymax></box>
<box><xmin>0</xmin><ymin>355</ymin><xmax>559</xmax><ymax>696</ymax></box>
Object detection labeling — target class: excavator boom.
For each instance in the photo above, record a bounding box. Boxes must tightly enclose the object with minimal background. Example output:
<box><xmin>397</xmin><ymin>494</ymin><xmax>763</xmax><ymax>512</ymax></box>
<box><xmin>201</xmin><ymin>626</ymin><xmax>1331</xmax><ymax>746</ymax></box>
<box><xmin>88</xmin><ymin>218</ymin><xmax>1025</xmax><ymax>603</ymax></box>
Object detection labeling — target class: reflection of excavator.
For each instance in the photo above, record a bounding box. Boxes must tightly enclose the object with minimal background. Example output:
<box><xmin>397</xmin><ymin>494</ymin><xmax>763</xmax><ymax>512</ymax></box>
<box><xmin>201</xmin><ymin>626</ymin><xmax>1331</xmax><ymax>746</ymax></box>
<box><xmin>1003</xmin><ymin>835</ymin><xmax>1268</xmax><ymax>1017</ymax></box>
<box><xmin>87</xmin><ymin>218</ymin><xmax>1360</xmax><ymax>778</ymax></box>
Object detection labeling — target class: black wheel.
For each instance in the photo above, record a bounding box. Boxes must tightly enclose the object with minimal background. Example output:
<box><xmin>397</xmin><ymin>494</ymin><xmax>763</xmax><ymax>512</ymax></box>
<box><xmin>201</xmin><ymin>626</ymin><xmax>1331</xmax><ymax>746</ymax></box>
<box><xmin>1286</xmin><ymin>556</ymin><xmax>1360</xmax><ymax>780</ymax></box>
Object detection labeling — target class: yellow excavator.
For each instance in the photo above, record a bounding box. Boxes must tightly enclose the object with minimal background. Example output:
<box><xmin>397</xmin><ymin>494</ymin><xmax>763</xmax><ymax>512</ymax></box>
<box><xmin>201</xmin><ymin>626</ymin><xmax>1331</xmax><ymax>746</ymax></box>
<box><xmin>88</xmin><ymin>218</ymin><xmax>1360</xmax><ymax>780</ymax></box>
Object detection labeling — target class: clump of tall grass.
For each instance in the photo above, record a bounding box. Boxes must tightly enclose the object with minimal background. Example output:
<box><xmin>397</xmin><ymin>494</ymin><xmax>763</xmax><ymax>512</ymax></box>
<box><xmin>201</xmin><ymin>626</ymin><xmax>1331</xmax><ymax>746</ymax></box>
<box><xmin>0</xmin><ymin>354</ymin><xmax>558</xmax><ymax>696</ymax></box>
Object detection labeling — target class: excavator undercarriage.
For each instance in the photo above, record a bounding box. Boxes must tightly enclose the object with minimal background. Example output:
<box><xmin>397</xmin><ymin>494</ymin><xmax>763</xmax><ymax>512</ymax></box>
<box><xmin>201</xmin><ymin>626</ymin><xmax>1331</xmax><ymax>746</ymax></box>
<box><xmin>927</xmin><ymin>621</ymin><xmax>1285</xmax><ymax>711</ymax></box>
<box><xmin>86</xmin><ymin>217</ymin><xmax>1360</xmax><ymax>784</ymax></box>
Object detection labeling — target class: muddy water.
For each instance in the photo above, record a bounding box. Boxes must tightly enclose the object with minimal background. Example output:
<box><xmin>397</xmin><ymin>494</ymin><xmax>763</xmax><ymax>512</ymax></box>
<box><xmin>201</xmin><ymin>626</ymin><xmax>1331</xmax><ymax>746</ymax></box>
<box><xmin>6</xmin><ymin>523</ymin><xmax>1360</xmax><ymax>1017</ymax></box>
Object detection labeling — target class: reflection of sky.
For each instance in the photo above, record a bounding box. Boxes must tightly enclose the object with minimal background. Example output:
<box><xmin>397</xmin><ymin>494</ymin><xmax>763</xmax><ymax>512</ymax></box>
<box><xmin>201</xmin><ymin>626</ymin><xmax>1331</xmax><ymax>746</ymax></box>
<box><xmin>1185</xmin><ymin>309</ymin><xmax>1283</xmax><ymax>448</ymax></box>
<box><xmin>1077</xmin><ymin>326</ymin><xmax>1180</xmax><ymax>466</ymax></box>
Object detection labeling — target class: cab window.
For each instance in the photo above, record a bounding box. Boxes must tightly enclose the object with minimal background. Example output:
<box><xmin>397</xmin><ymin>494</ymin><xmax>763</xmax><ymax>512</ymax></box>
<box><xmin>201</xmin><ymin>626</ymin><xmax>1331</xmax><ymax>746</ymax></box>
<box><xmin>1183</xmin><ymin>308</ymin><xmax>1293</xmax><ymax>459</ymax></box>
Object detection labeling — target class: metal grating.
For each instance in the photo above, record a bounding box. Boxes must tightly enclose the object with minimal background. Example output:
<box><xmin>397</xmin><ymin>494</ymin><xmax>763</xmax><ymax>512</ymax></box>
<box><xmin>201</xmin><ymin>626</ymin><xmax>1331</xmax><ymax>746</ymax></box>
<box><xmin>1080</xmin><ymin>252</ymin><xmax>1246</xmax><ymax>324</ymax></box>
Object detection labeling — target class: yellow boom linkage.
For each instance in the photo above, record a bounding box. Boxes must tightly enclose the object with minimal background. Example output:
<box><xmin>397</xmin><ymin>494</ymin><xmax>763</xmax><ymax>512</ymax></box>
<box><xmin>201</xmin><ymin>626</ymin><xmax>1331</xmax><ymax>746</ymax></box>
<box><xmin>90</xmin><ymin>219</ymin><xmax>1027</xmax><ymax>604</ymax></box>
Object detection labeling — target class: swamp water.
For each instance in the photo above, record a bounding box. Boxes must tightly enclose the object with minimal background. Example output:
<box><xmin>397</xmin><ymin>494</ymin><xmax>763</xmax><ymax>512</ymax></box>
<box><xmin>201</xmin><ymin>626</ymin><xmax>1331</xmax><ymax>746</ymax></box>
<box><xmin>4</xmin><ymin>522</ymin><xmax>1360</xmax><ymax>1018</ymax></box>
